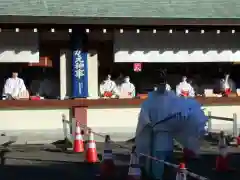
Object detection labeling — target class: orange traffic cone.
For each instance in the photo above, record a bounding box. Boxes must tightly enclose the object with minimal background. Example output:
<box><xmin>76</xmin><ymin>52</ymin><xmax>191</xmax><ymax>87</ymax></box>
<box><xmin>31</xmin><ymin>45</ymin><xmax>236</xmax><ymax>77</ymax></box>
<box><xmin>127</xmin><ymin>146</ymin><xmax>141</xmax><ymax>180</ymax></box>
<box><xmin>100</xmin><ymin>135</ymin><xmax>115</xmax><ymax>178</ymax></box>
<box><xmin>176</xmin><ymin>163</ymin><xmax>187</xmax><ymax>180</ymax></box>
<box><xmin>85</xmin><ymin>128</ymin><xmax>98</xmax><ymax>163</ymax></box>
<box><xmin>73</xmin><ymin>122</ymin><xmax>84</xmax><ymax>153</ymax></box>
<box><xmin>215</xmin><ymin>131</ymin><xmax>233</xmax><ymax>172</ymax></box>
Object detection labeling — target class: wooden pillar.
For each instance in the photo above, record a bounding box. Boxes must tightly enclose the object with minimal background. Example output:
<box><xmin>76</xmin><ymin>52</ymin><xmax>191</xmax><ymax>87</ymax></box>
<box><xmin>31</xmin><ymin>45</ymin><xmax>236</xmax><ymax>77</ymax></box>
<box><xmin>88</xmin><ymin>51</ymin><xmax>99</xmax><ymax>98</ymax></box>
<box><xmin>60</xmin><ymin>49</ymin><xmax>72</xmax><ymax>99</ymax></box>
<box><xmin>73</xmin><ymin>106</ymin><xmax>88</xmax><ymax>131</ymax></box>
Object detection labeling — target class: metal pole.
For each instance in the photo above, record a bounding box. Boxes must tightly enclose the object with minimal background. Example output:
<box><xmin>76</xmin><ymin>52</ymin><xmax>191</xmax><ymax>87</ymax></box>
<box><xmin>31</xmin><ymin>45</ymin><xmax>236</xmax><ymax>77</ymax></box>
<box><xmin>207</xmin><ymin>111</ymin><xmax>212</xmax><ymax>134</ymax></box>
<box><xmin>62</xmin><ymin>114</ymin><xmax>68</xmax><ymax>140</ymax></box>
<box><xmin>71</xmin><ymin>117</ymin><xmax>76</xmax><ymax>144</ymax></box>
<box><xmin>233</xmin><ymin>113</ymin><xmax>238</xmax><ymax>137</ymax></box>
<box><xmin>0</xmin><ymin>150</ymin><xmax>6</xmax><ymax>165</ymax></box>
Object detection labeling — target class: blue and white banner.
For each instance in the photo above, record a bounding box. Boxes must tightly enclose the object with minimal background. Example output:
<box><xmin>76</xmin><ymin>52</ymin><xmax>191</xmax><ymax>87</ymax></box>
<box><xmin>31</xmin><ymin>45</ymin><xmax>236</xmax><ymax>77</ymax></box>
<box><xmin>71</xmin><ymin>30</ymin><xmax>88</xmax><ymax>98</ymax></box>
<box><xmin>72</xmin><ymin>49</ymin><xmax>88</xmax><ymax>98</ymax></box>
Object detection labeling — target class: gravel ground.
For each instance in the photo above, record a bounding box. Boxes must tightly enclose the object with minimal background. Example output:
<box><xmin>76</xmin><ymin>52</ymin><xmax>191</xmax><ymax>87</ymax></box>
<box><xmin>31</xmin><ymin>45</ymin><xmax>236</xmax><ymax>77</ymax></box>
<box><xmin>0</xmin><ymin>140</ymin><xmax>239</xmax><ymax>180</ymax></box>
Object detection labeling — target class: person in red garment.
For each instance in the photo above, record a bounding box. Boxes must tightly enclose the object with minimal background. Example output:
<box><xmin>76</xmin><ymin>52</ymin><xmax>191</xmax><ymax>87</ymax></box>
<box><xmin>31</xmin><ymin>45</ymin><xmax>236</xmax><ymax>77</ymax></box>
<box><xmin>99</xmin><ymin>74</ymin><xmax>118</xmax><ymax>98</ymax></box>
<box><xmin>176</xmin><ymin>76</ymin><xmax>195</xmax><ymax>97</ymax></box>
<box><xmin>220</xmin><ymin>73</ymin><xmax>235</xmax><ymax>96</ymax></box>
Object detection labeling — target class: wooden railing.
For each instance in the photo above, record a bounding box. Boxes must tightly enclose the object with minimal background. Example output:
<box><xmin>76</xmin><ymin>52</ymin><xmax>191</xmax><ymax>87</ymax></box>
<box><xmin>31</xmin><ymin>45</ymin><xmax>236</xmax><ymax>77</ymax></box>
<box><xmin>207</xmin><ymin>111</ymin><xmax>238</xmax><ymax>137</ymax></box>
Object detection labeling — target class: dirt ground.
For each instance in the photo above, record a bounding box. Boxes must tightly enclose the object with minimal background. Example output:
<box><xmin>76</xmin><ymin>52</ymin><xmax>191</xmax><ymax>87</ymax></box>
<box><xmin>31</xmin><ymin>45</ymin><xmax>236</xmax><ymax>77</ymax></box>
<box><xmin>0</xmin><ymin>138</ymin><xmax>239</xmax><ymax>180</ymax></box>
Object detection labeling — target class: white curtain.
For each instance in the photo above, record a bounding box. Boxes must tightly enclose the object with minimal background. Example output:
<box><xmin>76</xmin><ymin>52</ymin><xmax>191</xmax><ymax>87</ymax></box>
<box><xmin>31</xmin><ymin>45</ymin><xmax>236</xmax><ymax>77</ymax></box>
<box><xmin>114</xmin><ymin>30</ymin><xmax>240</xmax><ymax>63</ymax></box>
<box><xmin>0</xmin><ymin>30</ymin><xmax>39</xmax><ymax>63</ymax></box>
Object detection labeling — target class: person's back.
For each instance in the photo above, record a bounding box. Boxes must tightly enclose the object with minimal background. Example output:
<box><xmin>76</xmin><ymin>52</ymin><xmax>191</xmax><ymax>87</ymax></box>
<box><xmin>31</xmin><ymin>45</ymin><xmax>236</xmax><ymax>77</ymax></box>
<box><xmin>176</xmin><ymin>76</ymin><xmax>195</xmax><ymax>97</ymax></box>
<box><xmin>136</xmin><ymin>90</ymin><xmax>207</xmax><ymax>179</ymax></box>
<box><xmin>136</xmin><ymin>90</ymin><xmax>182</xmax><ymax>149</ymax></box>
<box><xmin>119</xmin><ymin>76</ymin><xmax>135</xmax><ymax>98</ymax></box>
<box><xmin>143</xmin><ymin>91</ymin><xmax>182</xmax><ymax>122</ymax></box>
<box><xmin>30</xmin><ymin>79</ymin><xmax>42</xmax><ymax>95</ymax></box>
<box><xmin>180</xmin><ymin>97</ymin><xmax>208</xmax><ymax>135</ymax></box>
<box><xmin>39</xmin><ymin>78</ymin><xmax>59</xmax><ymax>98</ymax></box>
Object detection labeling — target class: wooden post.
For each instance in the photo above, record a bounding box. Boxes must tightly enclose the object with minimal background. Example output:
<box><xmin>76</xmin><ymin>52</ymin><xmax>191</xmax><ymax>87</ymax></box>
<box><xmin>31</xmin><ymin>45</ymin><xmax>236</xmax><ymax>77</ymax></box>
<box><xmin>207</xmin><ymin>111</ymin><xmax>212</xmax><ymax>134</ymax></box>
<box><xmin>71</xmin><ymin>117</ymin><xmax>76</xmax><ymax>144</ymax></box>
<box><xmin>233</xmin><ymin>113</ymin><xmax>238</xmax><ymax>137</ymax></box>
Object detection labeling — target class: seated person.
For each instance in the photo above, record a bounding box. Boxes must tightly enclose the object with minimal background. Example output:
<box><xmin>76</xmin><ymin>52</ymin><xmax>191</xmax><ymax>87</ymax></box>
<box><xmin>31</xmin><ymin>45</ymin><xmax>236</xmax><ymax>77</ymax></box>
<box><xmin>29</xmin><ymin>68</ymin><xmax>59</xmax><ymax>99</ymax></box>
<box><xmin>176</xmin><ymin>76</ymin><xmax>195</xmax><ymax>97</ymax></box>
<box><xmin>30</xmin><ymin>78</ymin><xmax>41</xmax><ymax>96</ymax></box>
<box><xmin>100</xmin><ymin>74</ymin><xmax>119</xmax><ymax>98</ymax></box>
<box><xmin>38</xmin><ymin>78</ymin><xmax>59</xmax><ymax>99</ymax></box>
<box><xmin>219</xmin><ymin>73</ymin><xmax>236</xmax><ymax>96</ymax></box>
<box><xmin>115</xmin><ymin>73</ymin><xmax>124</xmax><ymax>90</ymax></box>
<box><xmin>119</xmin><ymin>76</ymin><xmax>135</xmax><ymax>98</ymax></box>
<box><xmin>3</xmin><ymin>70</ymin><xmax>29</xmax><ymax>100</ymax></box>
<box><xmin>29</xmin><ymin>79</ymin><xmax>43</xmax><ymax>100</ymax></box>
<box><xmin>29</xmin><ymin>70</ymin><xmax>43</xmax><ymax>96</ymax></box>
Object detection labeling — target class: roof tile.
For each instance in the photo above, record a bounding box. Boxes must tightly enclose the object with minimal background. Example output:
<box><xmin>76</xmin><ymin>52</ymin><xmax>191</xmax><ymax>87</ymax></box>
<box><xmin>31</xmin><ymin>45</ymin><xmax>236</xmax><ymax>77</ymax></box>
<box><xmin>0</xmin><ymin>0</ymin><xmax>239</xmax><ymax>18</ymax></box>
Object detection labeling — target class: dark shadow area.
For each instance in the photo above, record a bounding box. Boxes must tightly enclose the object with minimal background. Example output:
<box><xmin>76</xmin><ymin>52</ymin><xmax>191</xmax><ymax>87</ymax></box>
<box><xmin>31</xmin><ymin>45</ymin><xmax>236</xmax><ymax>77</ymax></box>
<box><xmin>4</xmin><ymin>140</ymin><xmax>240</xmax><ymax>180</ymax></box>
<box><xmin>204</xmin><ymin>133</ymin><xmax>237</xmax><ymax>146</ymax></box>
<box><xmin>113</xmin><ymin>151</ymin><xmax>240</xmax><ymax>180</ymax></box>
<box><xmin>114</xmin><ymin>31</ymin><xmax>240</xmax><ymax>53</ymax></box>
<box><xmin>3</xmin><ymin>153</ymin><xmax>240</xmax><ymax>180</ymax></box>
<box><xmin>0</xmin><ymin>156</ymin><xmax>132</xmax><ymax>180</ymax></box>
<box><xmin>0</xmin><ymin>150</ymin><xmax>240</xmax><ymax>180</ymax></box>
<box><xmin>0</xmin><ymin>162</ymin><xmax>99</xmax><ymax>180</ymax></box>
<box><xmin>113</xmin><ymin>143</ymin><xmax>240</xmax><ymax>180</ymax></box>
<box><xmin>46</xmin><ymin>139</ymin><xmax>69</xmax><ymax>150</ymax></box>
<box><xmin>183</xmin><ymin>153</ymin><xmax>240</xmax><ymax>180</ymax></box>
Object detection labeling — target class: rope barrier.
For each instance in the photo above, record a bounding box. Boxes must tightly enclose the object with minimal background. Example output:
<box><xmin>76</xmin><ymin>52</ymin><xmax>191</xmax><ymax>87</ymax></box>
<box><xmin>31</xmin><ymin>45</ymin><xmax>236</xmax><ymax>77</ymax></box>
<box><xmin>78</xmin><ymin>123</ymin><xmax>210</xmax><ymax>180</ymax></box>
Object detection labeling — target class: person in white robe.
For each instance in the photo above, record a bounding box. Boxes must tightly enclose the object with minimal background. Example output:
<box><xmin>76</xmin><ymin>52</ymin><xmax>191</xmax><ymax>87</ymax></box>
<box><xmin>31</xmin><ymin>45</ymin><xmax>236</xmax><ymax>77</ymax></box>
<box><xmin>119</xmin><ymin>76</ymin><xmax>135</xmax><ymax>98</ymax></box>
<box><xmin>99</xmin><ymin>74</ymin><xmax>118</xmax><ymax>98</ymax></box>
<box><xmin>135</xmin><ymin>75</ymin><xmax>207</xmax><ymax>179</ymax></box>
<box><xmin>176</xmin><ymin>76</ymin><xmax>195</xmax><ymax>97</ymax></box>
<box><xmin>3</xmin><ymin>71</ymin><xmax>28</xmax><ymax>100</ymax></box>
<box><xmin>219</xmin><ymin>73</ymin><xmax>235</xmax><ymax>96</ymax></box>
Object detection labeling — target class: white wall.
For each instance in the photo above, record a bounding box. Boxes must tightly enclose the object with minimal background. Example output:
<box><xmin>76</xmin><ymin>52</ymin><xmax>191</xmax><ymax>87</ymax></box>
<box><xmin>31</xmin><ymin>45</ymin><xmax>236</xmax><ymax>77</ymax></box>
<box><xmin>88</xmin><ymin>107</ymin><xmax>139</xmax><ymax>132</ymax></box>
<box><xmin>204</xmin><ymin>105</ymin><xmax>240</xmax><ymax>132</ymax></box>
<box><xmin>0</xmin><ymin>109</ymin><xmax>71</xmax><ymax>143</ymax></box>
<box><xmin>87</xmin><ymin>105</ymin><xmax>240</xmax><ymax>135</ymax></box>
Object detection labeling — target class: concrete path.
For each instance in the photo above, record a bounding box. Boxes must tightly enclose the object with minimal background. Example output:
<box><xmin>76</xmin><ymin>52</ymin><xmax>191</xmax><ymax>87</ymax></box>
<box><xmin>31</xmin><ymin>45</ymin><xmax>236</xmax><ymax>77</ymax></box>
<box><xmin>0</xmin><ymin>129</ymin><xmax>135</xmax><ymax>145</ymax></box>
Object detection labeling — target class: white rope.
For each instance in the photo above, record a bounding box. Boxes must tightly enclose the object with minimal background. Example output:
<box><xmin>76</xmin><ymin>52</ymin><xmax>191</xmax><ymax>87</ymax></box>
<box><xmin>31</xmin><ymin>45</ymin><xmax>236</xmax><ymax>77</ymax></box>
<box><xmin>79</xmin><ymin>124</ymin><xmax>210</xmax><ymax>180</ymax></box>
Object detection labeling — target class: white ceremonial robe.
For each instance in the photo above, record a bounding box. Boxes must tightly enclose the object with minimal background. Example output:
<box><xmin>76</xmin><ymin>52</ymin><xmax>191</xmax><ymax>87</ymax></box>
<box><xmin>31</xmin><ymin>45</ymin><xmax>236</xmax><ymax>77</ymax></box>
<box><xmin>99</xmin><ymin>80</ymin><xmax>118</xmax><ymax>97</ymax></box>
<box><xmin>176</xmin><ymin>81</ymin><xmax>195</xmax><ymax>97</ymax></box>
<box><xmin>119</xmin><ymin>82</ymin><xmax>135</xmax><ymax>98</ymax></box>
<box><xmin>3</xmin><ymin>77</ymin><xmax>27</xmax><ymax>98</ymax></box>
